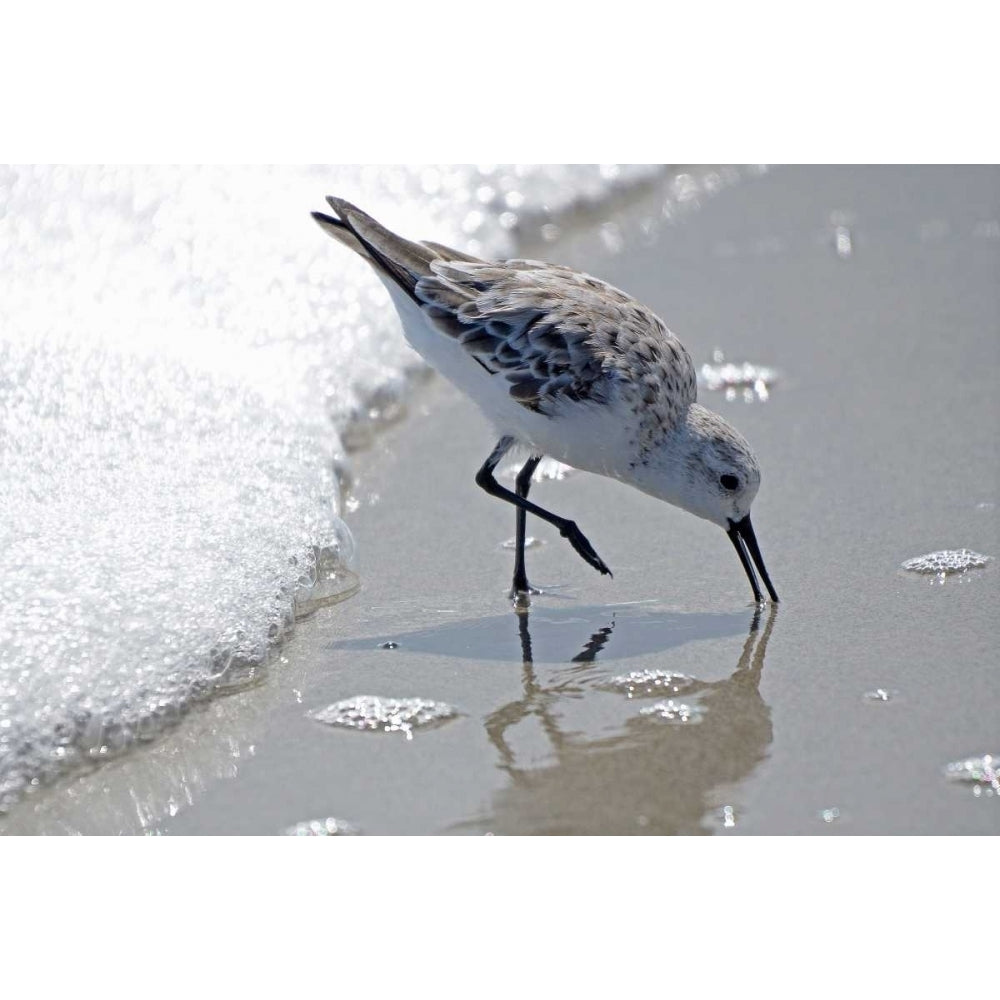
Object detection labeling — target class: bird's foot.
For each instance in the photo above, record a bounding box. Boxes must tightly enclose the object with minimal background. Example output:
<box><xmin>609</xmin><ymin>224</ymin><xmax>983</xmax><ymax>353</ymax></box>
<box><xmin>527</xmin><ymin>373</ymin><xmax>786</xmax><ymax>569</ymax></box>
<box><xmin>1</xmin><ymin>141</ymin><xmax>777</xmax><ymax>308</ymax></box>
<box><xmin>509</xmin><ymin>580</ymin><xmax>543</xmax><ymax>605</ymax></box>
<box><xmin>559</xmin><ymin>521</ymin><xmax>613</xmax><ymax>577</ymax></box>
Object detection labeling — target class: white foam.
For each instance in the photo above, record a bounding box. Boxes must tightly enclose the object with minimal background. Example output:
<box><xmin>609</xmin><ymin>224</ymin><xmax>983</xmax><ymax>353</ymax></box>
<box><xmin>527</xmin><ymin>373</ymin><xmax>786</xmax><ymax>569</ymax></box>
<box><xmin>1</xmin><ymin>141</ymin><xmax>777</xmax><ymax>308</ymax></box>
<box><xmin>901</xmin><ymin>549</ymin><xmax>991</xmax><ymax>575</ymax></box>
<box><xmin>309</xmin><ymin>696</ymin><xmax>458</xmax><ymax>739</ymax></box>
<box><xmin>639</xmin><ymin>699</ymin><xmax>705</xmax><ymax>724</ymax></box>
<box><xmin>605</xmin><ymin>669</ymin><xmax>696</xmax><ymax>698</ymax></box>
<box><xmin>0</xmin><ymin>164</ymin><xmax>663</xmax><ymax>809</ymax></box>
<box><xmin>283</xmin><ymin>817</ymin><xmax>360</xmax><ymax>836</ymax></box>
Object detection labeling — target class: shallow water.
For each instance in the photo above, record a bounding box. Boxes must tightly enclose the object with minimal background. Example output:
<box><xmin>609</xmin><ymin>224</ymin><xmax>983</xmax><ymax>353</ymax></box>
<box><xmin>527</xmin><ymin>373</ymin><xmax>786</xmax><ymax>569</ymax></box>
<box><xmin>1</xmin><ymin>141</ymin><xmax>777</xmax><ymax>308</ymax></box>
<box><xmin>3</xmin><ymin>165</ymin><xmax>998</xmax><ymax>835</ymax></box>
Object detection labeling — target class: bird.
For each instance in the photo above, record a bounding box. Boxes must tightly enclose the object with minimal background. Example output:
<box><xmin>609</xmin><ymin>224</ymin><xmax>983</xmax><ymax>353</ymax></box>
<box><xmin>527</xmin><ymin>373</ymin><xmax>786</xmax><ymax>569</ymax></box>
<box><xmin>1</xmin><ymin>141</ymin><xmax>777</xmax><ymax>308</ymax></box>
<box><xmin>312</xmin><ymin>197</ymin><xmax>778</xmax><ymax>605</ymax></box>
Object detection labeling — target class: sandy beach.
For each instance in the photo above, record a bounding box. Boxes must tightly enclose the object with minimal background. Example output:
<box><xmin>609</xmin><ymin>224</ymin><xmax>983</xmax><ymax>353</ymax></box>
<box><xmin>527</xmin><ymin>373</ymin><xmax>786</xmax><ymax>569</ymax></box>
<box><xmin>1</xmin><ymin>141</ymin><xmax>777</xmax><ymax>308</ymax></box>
<box><xmin>3</xmin><ymin>165</ymin><xmax>997</xmax><ymax>835</ymax></box>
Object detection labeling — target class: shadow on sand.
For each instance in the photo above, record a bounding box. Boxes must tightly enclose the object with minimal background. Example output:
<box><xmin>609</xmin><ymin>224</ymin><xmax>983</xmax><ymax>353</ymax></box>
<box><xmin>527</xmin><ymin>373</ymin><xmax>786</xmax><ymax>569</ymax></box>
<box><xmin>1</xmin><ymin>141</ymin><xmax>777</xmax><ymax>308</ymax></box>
<box><xmin>328</xmin><ymin>601</ymin><xmax>749</xmax><ymax>664</ymax></box>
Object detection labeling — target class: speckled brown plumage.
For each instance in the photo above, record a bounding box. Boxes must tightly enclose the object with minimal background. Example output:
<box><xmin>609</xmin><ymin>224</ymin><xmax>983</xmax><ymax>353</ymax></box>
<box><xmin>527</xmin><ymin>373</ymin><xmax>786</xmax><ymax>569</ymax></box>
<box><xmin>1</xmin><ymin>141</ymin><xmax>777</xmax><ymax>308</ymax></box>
<box><xmin>416</xmin><ymin>260</ymin><xmax>697</xmax><ymax>433</ymax></box>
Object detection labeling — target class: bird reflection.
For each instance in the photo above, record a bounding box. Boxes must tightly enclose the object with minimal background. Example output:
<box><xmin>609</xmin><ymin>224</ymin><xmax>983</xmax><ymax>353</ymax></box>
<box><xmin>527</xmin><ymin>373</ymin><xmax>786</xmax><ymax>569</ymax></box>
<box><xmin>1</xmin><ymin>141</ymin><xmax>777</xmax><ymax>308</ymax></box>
<box><xmin>470</xmin><ymin>604</ymin><xmax>777</xmax><ymax>835</ymax></box>
<box><xmin>517</xmin><ymin>607</ymin><xmax>615</xmax><ymax>665</ymax></box>
<box><xmin>570</xmin><ymin>616</ymin><xmax>616</xmax><ymax>663</ymax></box>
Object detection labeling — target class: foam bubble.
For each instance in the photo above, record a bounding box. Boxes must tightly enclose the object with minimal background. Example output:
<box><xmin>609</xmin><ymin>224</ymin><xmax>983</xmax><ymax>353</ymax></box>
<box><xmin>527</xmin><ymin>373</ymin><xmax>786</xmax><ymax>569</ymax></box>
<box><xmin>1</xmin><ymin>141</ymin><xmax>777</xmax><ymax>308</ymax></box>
<box><xmin>283</xmin><ymin>817</ymin><xmax>360</xmax><ymax>836</ymax></box>
<box><xmin>944</xmin><ymin>754</ymin><xmax>999</xmax><ymax>793</ymax></box>
<box><xmin>639</xmin><ymin>699</ymin><xmax>705</xmax><ymax>724</ymax></box>
<box><xmin>863</xmin><ymin>688</ymin><xmax>897</xmax><ymax>703</ymax></box>
<box><xmin>699</xmin><ymin>350</ymin><xmax>777</xmax><ymax>402</ymax></box>
<box><xmin>901</xmin><ymin>549</ymin><xmax>990</xmax><ymax>576</ymax></box>
<box><xmin>309</xmin><ymin>695</ymin><xmax>458</xmax><ymax>739</ymax></box>
<box><xmin>501</xmin><ymin>536</ymin><xmax>545</xmax><ymax>551</ymax></box>
<box><xmin>604</xmin><ymin>669</ymin><xmax>696</xmax><ymax>698</ymax></box>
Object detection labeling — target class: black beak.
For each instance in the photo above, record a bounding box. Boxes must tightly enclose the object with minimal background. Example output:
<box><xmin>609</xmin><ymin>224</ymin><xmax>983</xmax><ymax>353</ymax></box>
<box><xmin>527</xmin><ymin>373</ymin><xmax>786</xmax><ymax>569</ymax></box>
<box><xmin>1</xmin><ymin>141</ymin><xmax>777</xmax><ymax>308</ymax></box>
<box><xmin>727</xmin><ymin>514</ymin><xmax>779</xmax><ymax>604</ymax></box>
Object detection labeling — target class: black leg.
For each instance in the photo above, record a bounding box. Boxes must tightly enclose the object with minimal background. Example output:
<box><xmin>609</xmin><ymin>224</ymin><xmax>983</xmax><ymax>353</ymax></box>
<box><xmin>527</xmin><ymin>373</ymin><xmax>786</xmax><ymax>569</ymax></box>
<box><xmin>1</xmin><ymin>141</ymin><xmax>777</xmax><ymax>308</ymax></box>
<box><xmin>476</xmin><ymin>437</ymin><xmax>612</xmax><ymax>579</ymax></box>
<box><xmin>511</xmin><ymin>454</ymin><xmax>542</xmax><ymax>596</ymax></box>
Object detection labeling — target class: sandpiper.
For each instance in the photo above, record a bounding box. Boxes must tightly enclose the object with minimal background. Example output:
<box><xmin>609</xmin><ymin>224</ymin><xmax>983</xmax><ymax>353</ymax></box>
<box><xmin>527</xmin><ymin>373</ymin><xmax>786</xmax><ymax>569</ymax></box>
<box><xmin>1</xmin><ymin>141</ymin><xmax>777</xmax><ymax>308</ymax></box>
<box><xmin>312</xmin><ymin>197</ymin><xmax>778</xmax><ymax>605</ymax></box>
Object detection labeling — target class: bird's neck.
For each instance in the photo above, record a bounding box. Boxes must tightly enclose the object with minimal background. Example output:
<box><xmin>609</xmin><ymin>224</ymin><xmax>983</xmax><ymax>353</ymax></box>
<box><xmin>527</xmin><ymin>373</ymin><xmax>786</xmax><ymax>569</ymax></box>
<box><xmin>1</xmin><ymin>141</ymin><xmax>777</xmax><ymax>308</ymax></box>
<box><xmin>621</xmin><ymin>404</ymin><xmax>729</xmax><ymax>523</ymax></box>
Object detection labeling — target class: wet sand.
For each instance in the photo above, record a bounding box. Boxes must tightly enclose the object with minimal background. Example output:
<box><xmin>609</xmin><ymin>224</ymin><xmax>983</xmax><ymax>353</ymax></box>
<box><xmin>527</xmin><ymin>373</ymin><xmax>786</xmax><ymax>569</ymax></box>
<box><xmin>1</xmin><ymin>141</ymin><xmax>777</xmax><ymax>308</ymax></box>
<box><xmin>4</xmin><ymin>165</ymin><xmax>998</xmax><ymax>835</ymax></box>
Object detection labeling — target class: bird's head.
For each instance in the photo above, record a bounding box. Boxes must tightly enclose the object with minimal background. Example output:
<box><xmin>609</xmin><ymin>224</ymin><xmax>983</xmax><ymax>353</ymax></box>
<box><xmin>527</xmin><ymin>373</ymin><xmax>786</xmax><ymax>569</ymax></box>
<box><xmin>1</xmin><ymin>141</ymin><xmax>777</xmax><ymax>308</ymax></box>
<box><xmin>633</xmin><ymin>403</ymin><xmax>778</xmax><ymax>603</ymax></box>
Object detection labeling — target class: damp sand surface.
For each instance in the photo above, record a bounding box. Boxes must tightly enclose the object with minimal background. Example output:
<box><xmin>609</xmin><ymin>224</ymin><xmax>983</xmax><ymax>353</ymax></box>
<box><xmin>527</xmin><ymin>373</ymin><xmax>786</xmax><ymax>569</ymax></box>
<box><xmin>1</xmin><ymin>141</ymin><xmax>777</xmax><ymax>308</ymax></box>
<box><xmin>4</xmin><ymin>166</ymin><xmax>998</xmax><ymax>835</ymax></box>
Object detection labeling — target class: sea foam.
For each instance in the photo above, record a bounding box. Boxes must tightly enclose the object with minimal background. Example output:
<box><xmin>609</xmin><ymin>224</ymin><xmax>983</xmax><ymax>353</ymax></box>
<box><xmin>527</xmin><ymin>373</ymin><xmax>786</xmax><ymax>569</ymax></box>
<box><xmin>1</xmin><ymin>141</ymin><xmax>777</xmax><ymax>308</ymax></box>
<box><xmin>0</xmin><ymin>164</ymin><xmax>663</xmax><ymax>809</ymax></box>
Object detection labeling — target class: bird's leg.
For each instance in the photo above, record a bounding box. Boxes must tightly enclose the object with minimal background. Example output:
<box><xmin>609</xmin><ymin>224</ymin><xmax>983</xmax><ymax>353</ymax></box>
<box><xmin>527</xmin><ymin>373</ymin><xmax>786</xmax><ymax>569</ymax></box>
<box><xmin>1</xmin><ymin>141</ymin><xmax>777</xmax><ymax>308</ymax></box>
<box><xmin>476</xmin><ymin>438</ymin><xmax>612</xmax><ymax>580</ymax></box>
<box><xmin>511</xmin><ymin>454</ymin><xmax>543</xmax><ymax>598</ymax></box>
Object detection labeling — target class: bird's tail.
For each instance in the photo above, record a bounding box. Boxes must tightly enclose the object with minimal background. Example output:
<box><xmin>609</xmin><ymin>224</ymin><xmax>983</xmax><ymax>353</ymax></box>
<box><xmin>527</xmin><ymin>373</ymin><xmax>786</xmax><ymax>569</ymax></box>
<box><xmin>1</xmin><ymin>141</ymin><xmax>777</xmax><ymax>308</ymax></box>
<box><xmin>312</xmin><ymin>197</ymin><xmax>440</xmax><ymax>302</ymax></box>
<box><xmin>311</xmin><ymin>207</ymin><xmax>372</xmax><ymax>259</ymax></box>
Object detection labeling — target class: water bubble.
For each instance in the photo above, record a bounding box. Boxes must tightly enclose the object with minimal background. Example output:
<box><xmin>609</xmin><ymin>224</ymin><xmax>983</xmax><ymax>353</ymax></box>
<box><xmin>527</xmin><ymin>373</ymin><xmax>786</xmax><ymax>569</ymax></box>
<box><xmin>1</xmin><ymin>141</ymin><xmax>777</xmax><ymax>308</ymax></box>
<box><xmin>292</xmin><ymin>530</ymin><xmax>360</xmax><ymax>620</ymax></box>
<box><xmin>283</xmin><ymin>817</ymin><xmax>360</xmax><ymax>836</ymax></box>
<box><xmin>722</xmin><ymin>805</ymin><xmax>736</xmax><ymax>828</ymax></box>
<box><xmin>901</xmin><ymin>549</ymin><xmax>990</xmax><ymax>577</ymax></box>
<box><xmin>834</xmin><ymin>226</ymin><xmax>853</xmax><ymax>258</ymax></box>
<box><xmin>944</xmin><ymin>754</ymin><xmax>999</xmax><ymax>793</ymax></box>
<box><xmin>309</xmin><ymin>695</ymin><xmax>458</xmax><ymax>739</ymax></box>
<box><xmin>605</xmin><ymin>669</ymin><xmax>696</xmax><ymax>698</ymax></box>
<box><xmin>820</xmin><ymin>807</ymin><xmax>841</xmax><ymax>824</ymax></box>
<box><xmin>863</xmin><ymin>688</ymin><xmax>896</xmax><ymax>703</ymax></box>
<box><xmin>211</xmin><ymin>655</ymin><xmax>268</xmax><ymax>694</ymax></box>
<box><xmin>501</xmin><ymin>536</ymin><xmax>544</xmax><ymax>551</ymax></box>
<box><xmin>699</xmin><ymin>352</ymin><xmax>777</xmax><ymax>402</ymax></box>
<box><xmin>639</xmin><ymin>700</ymin><xmax>704</xmax><ymax>724</ymax></box>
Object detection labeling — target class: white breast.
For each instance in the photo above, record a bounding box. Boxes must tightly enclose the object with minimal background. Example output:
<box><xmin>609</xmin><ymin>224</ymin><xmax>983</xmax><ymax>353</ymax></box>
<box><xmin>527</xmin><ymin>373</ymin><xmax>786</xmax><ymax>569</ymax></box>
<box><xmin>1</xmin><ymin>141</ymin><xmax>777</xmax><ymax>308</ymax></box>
<box><xmin>384</xmin><ymin>279</ymin><xmax>637</xmax><ymax>478</ymax></box>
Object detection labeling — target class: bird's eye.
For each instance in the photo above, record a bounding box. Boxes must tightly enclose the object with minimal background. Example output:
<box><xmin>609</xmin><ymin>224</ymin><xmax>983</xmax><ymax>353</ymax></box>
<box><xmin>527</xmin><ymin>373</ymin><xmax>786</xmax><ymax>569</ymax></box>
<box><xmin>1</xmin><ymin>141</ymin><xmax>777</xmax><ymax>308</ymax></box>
<box><xmin>720</xmin><ymin>474</ymin><xmax>740</xmax><ymax>491</ymax></box>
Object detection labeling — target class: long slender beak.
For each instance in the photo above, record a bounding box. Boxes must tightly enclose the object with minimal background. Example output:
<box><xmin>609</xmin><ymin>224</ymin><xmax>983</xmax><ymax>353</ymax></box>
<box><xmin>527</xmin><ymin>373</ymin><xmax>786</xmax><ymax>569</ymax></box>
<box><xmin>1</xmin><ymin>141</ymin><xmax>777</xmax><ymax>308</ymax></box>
<box><xmin>727</xmin><ymin>514</ymin><xmax>779</xmax><ymax>604</ymax></box>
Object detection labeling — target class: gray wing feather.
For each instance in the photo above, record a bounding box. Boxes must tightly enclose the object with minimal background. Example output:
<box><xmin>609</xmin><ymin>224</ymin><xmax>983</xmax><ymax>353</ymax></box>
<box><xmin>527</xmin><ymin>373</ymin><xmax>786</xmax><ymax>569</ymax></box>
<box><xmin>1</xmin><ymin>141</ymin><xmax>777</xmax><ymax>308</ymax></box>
<box><xmin>314</xmin><ymin>199</ymin><xmax>696</xmax><ymax>420</ymax></box>
<box><xmin>416</xmin><ymin>259</ymin><xmax>696</xmax><ymax>417</ymax></box>
<box><xmin>420</xmin><ymin>240</ymin><xmax>483</xmax><ymax>264</ymax></box>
